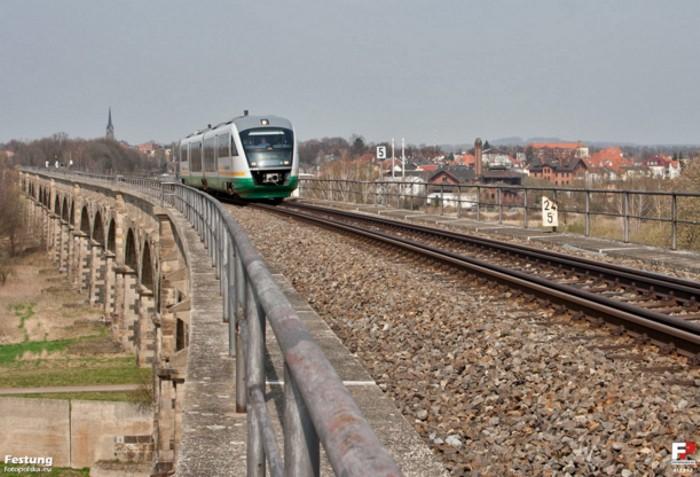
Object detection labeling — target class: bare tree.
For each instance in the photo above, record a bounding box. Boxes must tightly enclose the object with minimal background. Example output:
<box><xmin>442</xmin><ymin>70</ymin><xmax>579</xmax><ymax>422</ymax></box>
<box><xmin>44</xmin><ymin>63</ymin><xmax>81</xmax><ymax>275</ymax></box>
<box><xmin>0</xmin><ymin>160</ymin><xmax>25</xmax><ymax>257</ymax></box>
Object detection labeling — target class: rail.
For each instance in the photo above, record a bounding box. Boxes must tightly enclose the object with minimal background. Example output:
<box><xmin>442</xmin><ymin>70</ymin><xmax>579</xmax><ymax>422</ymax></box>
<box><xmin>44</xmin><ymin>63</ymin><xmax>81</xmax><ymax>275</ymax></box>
<box><xmin>260</xmin><ymin>202</ymin><xmax>700</xmax><ymax>357</ymax></box>
<box><xmin>298</xmin><ymin>178</ymin><xmax>700</xmax><ymax>251</ymax></box>
<box><xmin>20</xmin><ymin>168</ymin><xmax>401</xmax><ymax>477</ymax></box>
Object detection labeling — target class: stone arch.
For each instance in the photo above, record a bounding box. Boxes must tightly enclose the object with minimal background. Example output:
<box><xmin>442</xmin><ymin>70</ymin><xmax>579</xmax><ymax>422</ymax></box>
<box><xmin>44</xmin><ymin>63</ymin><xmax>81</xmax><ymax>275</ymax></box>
<box><xmin>93</xmin><ymin>211</ymin><xmax>104</xmax><ymax>244</ymax></box>
<box><xmin>70</xmin><ymin>201</ymin><xmax>75</xmax><ymax>226</ymax></box>
<box><xmin>125</xmin><ymin>229</ymin><xmax>138</xmax><ymax>271</ymax></box>
<box><xmin>62</xmin><ymin>197</ymin><xmax>69</xmax><ymax>221</ymax></box>
<box><xmin>107</xmin><ymin>219</ymin><xmax>116</xmax><ymax>253</ymax></box>
<box><xmin>54</xmin><ymin>195</ymin><xmax>60</xmax><ymax>214</ymax></box>
<box><xmin>141</xmin><ymin>241</ymin><xmax>154</xmax><ymax>291</ymax></box>
<box><xmin>80</xmin><ymin>206</ymin><xmax>90</xmax><ymax>235</ymax></box>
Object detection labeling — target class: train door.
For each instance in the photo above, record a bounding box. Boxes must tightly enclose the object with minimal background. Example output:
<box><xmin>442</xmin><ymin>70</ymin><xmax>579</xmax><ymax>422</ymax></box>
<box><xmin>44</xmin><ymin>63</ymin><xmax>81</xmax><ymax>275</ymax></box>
<box><xmin>203</xmin><ymin>133</ymin><xmax>218</xmax><ymax>188</ymax></box>
<box><xmin>231</xmin><ymin>126</ymin><xmax>246</xmax><ymax>177</ymax></box>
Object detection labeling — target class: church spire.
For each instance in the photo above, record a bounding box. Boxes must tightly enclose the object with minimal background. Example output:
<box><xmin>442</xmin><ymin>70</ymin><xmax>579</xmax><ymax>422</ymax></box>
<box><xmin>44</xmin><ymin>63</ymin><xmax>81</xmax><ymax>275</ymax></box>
<box><xmin>106</xmin><ymin>107</ymin><xmax>115</xmax><ymax>140</ymax></box>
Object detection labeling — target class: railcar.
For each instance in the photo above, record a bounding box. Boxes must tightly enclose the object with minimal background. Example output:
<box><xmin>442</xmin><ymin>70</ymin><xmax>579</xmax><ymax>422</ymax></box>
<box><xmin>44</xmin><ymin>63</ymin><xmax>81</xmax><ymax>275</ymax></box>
<box><xmin>178</xmin><ymin>112</ymin><xmax>299</xmax><ymax>200</ymax></box>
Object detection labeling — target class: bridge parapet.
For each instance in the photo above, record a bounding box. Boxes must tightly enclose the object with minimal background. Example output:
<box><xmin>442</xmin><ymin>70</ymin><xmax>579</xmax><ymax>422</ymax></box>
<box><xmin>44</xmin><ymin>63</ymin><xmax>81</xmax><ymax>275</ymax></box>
<box><xmin>19</xmin><ymin>169</ymin><xmax>402</xmax><ymax>476</ymax></box>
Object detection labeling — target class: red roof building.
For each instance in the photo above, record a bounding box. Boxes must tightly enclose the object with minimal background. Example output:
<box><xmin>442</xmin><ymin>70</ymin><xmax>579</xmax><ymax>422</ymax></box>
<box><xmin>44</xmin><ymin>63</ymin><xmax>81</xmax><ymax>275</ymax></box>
<box><xmin>529</xmin><ymin>141</ymin><xmax>589</xmax><ymax>162</ymax></box>
<box><xmin>417</xmin><ymin>163</ymin><xmax>439</xmax><ymax>172</ymax></box>
<box><xmin>587</xmin><ymin>147</ymin><xmax>629</xmax><ymax>173</ymax></box>
<box><xmin>457</xmin><ymin>153</ymin><xmax>476</xmax><ymax>167</ymax></box>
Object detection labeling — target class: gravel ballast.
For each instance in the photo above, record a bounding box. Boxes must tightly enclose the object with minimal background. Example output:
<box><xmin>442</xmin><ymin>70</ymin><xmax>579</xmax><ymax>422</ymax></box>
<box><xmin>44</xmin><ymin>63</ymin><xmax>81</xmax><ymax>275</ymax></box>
<box><xmin>228</xmin><ymin>204</ymin><xmax>699</xmax><ymax>476</ymax></box>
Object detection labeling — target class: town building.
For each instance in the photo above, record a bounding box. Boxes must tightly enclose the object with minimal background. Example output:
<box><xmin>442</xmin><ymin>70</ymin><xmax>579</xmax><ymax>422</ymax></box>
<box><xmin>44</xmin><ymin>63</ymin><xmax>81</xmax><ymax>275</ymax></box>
<box><xmin>587</xmin><ymin>147</ymin><xmax>630</xmax><ymax>174</ymax></box>
<box><xmin>528</xmin><ymin>157</ymin><xmax>588</xmax><ymax>186</ymax></box>
<box><xmin>529</xmin><ymin>141</ymin><xmax>589</xmax><ymax>162</ymax></box>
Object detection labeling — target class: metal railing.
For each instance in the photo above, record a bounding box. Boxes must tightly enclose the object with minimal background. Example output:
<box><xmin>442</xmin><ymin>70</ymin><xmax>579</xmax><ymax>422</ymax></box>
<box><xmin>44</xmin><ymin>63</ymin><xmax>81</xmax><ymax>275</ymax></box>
<box><xmin>21</xmin><ymin>168</ymin><xmax>402</xmax><ymax>477</ymax></box>
<box><xmin>299</xmin><ymin>178</ymin><xmax>700</xmax><ymax>251</ymax></box>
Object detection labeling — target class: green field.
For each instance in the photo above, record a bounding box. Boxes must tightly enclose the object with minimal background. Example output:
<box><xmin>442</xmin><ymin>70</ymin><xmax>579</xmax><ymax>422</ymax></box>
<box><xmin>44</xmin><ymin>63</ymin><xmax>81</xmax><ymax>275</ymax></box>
<box><xmin>0</xmin><ymin>333</ymin><xmax>149</xmax><ymax>392</ymax></box>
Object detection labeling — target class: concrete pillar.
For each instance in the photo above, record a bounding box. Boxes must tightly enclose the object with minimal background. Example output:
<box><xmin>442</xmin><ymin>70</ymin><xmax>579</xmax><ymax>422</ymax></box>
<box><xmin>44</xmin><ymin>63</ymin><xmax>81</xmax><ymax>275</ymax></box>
<box><xmin>59</xmin><ymin>223</ymin><xmax>70</xmax><ymax>273</ymax></box>
<box><xmin>159</xmin><ymin>287</ymin><xmax>178</xmax><ymax>359</ymax></box>
<box><xmin>42</xmin><ymin>203</ymin><xmax>49</xmax><ymax>250</ymax></box>
<box><xmin>53</xmin><ymin>215</ymin><xmax>62</xmax><ymax>265</ymax></box>
<box><xmin>114</xmin><ymin>269</ymin><xmax>139</xmax><ymax>352</ymax></box>
<box><xmin>47</xmin><ymin>212</ymin><xmax>54</xmax><ymax>252</ymax></box>
<box><xmin>66</xmin><ymin>227</ymin><xmax>75</xmax><ymax>282</ymax></box>
<box><xmin>156</xmin><ymin>379</ymin><xmax>176</xmax><ymax>465</ymax></box>
<box><xmin>103</xmin><ymin>252</ymin><xmax>116</xmax><ymax>317</ymax></box>
<box><xmin>71</xmin><ymin>232</ymin><xmax>87</xmax><ymax>290</ymax></box>
<box><xmin>88</xmin><ymin>242</ymin><xmax>106</xmax><ymax>305</ymax></box>
<box><xmin>113</xmin><ymin>270</ymin><xmax>126</xmax><ymax>335</ymax></box>
<box><xmin>79</xmin><ymin>234</ymin><xmax>90</xmax><ymax>292</ymax></box>
<box><xmin>136</xmin><ymin>288</ymin><xmax>156</xmax><ymax>367</ymax></box>
<box><xmin>174</xmin><ymin>381</ymin><xmax>184</xmax><ymax>453</ymax></box>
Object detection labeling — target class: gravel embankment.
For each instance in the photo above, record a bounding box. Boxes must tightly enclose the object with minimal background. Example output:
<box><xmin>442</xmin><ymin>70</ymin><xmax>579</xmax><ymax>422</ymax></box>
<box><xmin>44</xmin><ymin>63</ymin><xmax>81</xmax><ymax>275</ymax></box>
<box><xmin>229</xmin><ymin>204</ymin><xmax>699</xmax><ymax>476</ymax></box>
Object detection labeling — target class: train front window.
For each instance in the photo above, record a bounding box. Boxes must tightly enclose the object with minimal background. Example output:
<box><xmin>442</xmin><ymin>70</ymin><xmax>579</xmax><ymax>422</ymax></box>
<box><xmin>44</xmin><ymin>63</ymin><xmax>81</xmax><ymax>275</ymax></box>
<box><xmin>240</xmin><ymin>128</ymin><xmax>293</xmax><ymax>168</ymax></box>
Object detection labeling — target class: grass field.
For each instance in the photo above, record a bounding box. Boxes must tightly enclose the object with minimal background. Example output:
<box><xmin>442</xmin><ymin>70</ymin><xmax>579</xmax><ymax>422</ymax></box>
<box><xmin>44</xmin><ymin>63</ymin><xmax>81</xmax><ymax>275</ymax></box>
<box><xmin>0</xmin><ymin>329</ymin><xmax>149</xmax><ymax>390</ymax></box>
<box><xmin>3</xmin><ymin>391</ymin><xmax>142</xmax><ymax>402</ymax></box>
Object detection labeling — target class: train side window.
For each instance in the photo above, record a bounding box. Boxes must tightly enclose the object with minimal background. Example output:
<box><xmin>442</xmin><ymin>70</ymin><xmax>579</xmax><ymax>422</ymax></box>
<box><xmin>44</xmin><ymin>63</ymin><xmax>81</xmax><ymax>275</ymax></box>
<box><xmin>230</xmin><ymin>135</ymin><xmax>239</xmax><ymax>157</ymax></box>
<box><xmin>204</xmin><ymin>136</ymin><xmax>217</xmax><ymax>172</ymax></box>
<box><xmin>217</xmin><ymin>134</ymin><xmax>229</xmax><ymax>158</ymax></box>
<box><xmin>191</xmin><ymin>142</ymin><xmax>202</xmax><ymax>172</ymax></box>
<box><xmin>180</xmin><ymin>144</ymin><xmax>188</xmax><ymax>163</ymax></box>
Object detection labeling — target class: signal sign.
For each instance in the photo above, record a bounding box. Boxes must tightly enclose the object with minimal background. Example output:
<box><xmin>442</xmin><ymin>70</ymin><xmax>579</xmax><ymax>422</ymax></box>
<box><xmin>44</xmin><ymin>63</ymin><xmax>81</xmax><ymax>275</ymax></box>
<box><xmin>376</xmin><ymin>146</ymin><xmax>387</xmax><ymax>160</ymax></box>
<box><xmin>542</xmin><ymin>196</ymin><xmax>559</xmax><ymax>228</ymax></box>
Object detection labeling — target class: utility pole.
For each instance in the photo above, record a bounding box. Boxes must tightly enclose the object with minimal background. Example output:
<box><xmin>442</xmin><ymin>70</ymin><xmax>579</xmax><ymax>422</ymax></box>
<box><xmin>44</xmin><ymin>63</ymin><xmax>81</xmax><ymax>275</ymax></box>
<box><xmin>401</xmin><ymin>137</ymin><xmax>405</xmax><ymax>179</ymax></box>
<box><xmin>391</xmin><ymin>138</ymin><xmax>395</xmax><ymax>178</ymax></box>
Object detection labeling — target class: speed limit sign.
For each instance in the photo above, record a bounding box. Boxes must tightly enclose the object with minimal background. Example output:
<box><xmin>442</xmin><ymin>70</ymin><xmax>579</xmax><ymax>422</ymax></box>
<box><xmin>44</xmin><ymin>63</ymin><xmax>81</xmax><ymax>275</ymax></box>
<box><xmin>376</xmin><ymin>146</ymin><xmax>387</xmax><ymax>160</ymax></box>
<box><xmin>541</xmin><ymin>196</ymin><xmax>559</xmax><ymax>228</ymax></box>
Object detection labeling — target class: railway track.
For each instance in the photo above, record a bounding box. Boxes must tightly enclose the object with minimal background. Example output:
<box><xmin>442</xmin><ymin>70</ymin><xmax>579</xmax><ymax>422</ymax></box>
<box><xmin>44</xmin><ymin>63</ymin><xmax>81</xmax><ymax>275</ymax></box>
<box><xmin>252</xmin><ymin>201</ymin><xmax>700</xmax><ymax>359</ymax></box>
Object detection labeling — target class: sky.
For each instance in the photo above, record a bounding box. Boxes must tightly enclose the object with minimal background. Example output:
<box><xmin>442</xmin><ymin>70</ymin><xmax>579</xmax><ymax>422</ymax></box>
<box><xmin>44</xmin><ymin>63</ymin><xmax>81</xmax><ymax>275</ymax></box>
<box><xmin>1</xmin><ymin>0</ymin><xmax>699</xmax><ymax>146</ymax></box>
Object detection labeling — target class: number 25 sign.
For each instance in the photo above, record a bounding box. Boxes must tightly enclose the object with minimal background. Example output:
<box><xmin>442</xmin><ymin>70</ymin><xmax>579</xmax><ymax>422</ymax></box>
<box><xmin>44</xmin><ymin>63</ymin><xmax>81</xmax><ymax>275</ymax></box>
<box><xmin>541</xmin><ymin>196</ymin><xmax>559</xmax><ymax>228</ymax></box>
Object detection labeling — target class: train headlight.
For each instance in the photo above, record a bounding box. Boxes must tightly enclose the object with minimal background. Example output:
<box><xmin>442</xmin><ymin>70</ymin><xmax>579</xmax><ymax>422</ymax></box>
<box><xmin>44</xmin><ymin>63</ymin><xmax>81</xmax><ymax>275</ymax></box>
<box><xmin>251</xmin><ymin>162</ymin><xmax>257</xmax><ymax>167</ymax></box>
<box><xmin>260</xmin><ymin>119</ymin><xmax>269</xmax><ymax>126</ymax></box>
<box><xmin>283</xmin><ymin>161</ymin><xmax>290</xmax><ymax>165</ymax></box>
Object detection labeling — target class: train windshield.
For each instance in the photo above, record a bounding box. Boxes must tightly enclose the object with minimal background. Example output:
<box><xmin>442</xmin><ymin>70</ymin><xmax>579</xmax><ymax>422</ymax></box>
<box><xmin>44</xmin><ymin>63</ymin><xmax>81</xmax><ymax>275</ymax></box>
<box><xmin>240</xmin><ymin>128</ymin><xmax>294</xmax><ymax>168</ymax></box>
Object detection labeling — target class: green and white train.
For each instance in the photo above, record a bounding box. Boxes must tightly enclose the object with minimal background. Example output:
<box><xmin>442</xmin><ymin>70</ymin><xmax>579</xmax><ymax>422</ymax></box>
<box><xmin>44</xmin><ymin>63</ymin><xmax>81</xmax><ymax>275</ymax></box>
<box><xmin>178</xmin><ymin>112</ymin><xmax>299</xmax><ymax>200</ymax></box>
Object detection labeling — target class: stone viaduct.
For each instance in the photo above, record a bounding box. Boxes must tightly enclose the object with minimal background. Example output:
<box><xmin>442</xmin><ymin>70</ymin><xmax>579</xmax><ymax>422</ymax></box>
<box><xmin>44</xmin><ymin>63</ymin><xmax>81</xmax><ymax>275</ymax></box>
<box><xmin>20</xmin><ymin>171</ymin><xmax>191</xmax><ymax>475</ymax></box>
<box><xmin>18</xmin><ymin>170</ymin><xmax>443</xmax><ymax>477</ymax></box>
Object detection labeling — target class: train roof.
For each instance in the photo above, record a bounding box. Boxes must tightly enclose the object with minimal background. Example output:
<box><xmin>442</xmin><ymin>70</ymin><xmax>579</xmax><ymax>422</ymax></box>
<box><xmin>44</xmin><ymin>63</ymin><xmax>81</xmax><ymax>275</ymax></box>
<box><xmin>182</xmin><ymin>114</ymin><xmax>292</xmax><ymax>140</ymax></box>
<box><xmin>233</xmin><ymin>114</ymin><xmax>291</xmax><ymax>131</ymax></box>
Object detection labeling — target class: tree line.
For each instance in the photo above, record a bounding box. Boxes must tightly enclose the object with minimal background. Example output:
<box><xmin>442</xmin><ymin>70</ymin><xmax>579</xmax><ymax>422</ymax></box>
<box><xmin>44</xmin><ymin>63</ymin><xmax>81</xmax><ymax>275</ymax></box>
<box><xmin>298</xmin><ymin>134</ymin><xmax>443</xmax><ymax>171</ymax></box>
<box><xmin>3</xmin><ymin>133</ymin><xmax>163</xmax><ymax>174</ymax></box>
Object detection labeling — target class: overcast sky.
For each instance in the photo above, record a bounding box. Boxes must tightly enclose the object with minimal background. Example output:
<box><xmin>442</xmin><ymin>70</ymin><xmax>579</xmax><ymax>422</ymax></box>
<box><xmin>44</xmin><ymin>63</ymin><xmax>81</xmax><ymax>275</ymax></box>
<box><xmin>1</xmin><ymin>0</ymin><xmax>699</xmax><ymax>145</ymax></box>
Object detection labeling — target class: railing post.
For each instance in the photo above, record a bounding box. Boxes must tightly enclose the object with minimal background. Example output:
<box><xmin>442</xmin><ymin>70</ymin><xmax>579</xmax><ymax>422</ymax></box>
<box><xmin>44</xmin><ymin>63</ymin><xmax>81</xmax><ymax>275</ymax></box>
<box><xmin>523</xmin><ymin>189</ymin><xmax>529</xmax><ymax>228</ymax></box>
<box><xmin>623</xmin><ymin>191</ymin><xmax>630</xmax><ymax>243</ymax></box>
<box><xmin>228</xmin><ymin>242</ymin><xmax>236</xmax><ymax>356</ymax></box>
<box><xmin>476</xmin><ymin>186</ymin><xmax>481</xmax><ymax>222</ymax></box>
<box><xmin>585</xmin><ymin>191</ymin><xmax>591</xmax><ymax>237</ymax></box>
<box><xmin>497</xmin><ymin>188</ymin><xmax>503</xmax><ymax>224</ymax></box>
<box><xmin>671</xmin><ymin>193</ymin><xmax>678</xmax><ymax>250</ymax></box>
<box><xmin>284</xmin><ymin>363</ymin><xmax>320</xmax><ymax>476</ymax></box>
<box><xmin>440</xmin><ymin>184</ymin><xmax>444</xmax><ymax>216</ymax></box>
<box><xmin>245</xmin><ymin>283</ymin><xmax>265</xmax><ymax>477</ymax></box>
<box><xmin>222</xmin><ymin>233</ymin><xmax>229</xmax><ymax>322</ymax></box>
<box><xmin>235</xmin><ymin>255</ymin><xmax>247</xmax><ymax>413</ymax></box>
<box><xmin>457</xmin><ymin>185</ymin><xmax>462</xmax><ymax>218</ymax></box>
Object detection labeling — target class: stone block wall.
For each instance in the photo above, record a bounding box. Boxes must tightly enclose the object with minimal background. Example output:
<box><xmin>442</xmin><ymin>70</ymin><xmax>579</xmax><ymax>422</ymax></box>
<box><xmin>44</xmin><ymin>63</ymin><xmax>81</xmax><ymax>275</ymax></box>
<box><xmin>0</xmin><ymin>397</ymin><xmax>152</xmax><ymax>469</ymax></box>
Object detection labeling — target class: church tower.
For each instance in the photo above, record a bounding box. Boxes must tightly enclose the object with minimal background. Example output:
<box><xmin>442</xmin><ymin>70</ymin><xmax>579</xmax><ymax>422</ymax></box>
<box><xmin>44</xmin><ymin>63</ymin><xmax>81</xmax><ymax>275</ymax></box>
<box><xmin>106</xmin><ymin>107</ymin><xmax>115</xmax><ymax>140</ymax></box>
